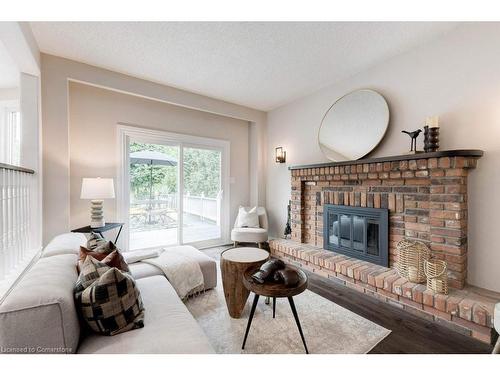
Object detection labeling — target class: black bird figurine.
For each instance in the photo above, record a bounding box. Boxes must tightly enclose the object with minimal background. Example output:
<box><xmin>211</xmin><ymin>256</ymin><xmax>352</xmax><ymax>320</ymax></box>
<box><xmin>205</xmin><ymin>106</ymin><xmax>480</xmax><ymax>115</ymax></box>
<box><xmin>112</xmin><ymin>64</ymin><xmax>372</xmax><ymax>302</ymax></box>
<box><xmin>402</xmin><ymin>129</ymin><xmax>422</xmax><ymax>152</ymax></box>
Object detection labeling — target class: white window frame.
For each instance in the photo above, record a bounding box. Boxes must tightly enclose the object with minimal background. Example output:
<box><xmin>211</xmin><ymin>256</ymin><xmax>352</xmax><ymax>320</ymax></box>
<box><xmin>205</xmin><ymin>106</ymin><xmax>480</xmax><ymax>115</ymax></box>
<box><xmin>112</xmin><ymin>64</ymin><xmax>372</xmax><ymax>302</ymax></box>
<box><xmin>117</xmin><ymin>123</ymin><xmax>231</xmax><ymax>251</ymax></box>
<box><xmin>0</xmin><ymin>103</ymin><xmax>21</xmax><ymax>166</ymax></box>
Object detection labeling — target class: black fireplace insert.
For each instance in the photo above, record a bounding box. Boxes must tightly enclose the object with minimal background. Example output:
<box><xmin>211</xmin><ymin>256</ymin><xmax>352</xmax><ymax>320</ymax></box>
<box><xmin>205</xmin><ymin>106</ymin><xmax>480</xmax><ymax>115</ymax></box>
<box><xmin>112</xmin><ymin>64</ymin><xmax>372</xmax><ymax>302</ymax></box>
<box><xmin>323</xmin><ymin>204</ymin><xmax>389</xmax><ymax>267</ymax></box>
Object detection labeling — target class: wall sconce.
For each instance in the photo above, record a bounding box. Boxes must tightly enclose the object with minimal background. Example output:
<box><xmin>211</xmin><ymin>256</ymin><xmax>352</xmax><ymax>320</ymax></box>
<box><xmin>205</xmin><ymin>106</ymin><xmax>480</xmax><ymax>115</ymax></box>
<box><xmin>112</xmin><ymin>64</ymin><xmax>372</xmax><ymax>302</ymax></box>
<box><xmin>275</xmin><ymin>147</ymin><xmax>286</xmax><ymax>163</ymax></box>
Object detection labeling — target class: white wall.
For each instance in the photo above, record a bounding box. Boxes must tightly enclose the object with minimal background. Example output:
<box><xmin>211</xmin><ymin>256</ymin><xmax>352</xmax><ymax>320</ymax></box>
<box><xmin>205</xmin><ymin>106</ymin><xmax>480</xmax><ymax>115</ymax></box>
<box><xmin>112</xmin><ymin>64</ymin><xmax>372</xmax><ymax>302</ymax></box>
<box><xmin>41</xmin><ymin>54</ymin><xmax>266</xmax><ymax>244</ymax></box>
<box><xmin>266</xmin><ymin>23</ymin><xmax>500</xmax><ymax>292</ymax></box>
<box><xmin>68</xmin><ymin>82</ymin><xmax>249</xmax><ymax>237</ymax></box>
<box><xmin>0</xmin><ymin>88</ymin><xmax>19</xmax><ymax>100</ymax></box>
<box><xmin>0</xmin><ymin>22</ymin><xmax>40</xmax><ymax>76</ymax></box>
<box><xmin>20</xmin><ymin>73</ymin><xmax>42</xmax><ymax>251</ymax></box>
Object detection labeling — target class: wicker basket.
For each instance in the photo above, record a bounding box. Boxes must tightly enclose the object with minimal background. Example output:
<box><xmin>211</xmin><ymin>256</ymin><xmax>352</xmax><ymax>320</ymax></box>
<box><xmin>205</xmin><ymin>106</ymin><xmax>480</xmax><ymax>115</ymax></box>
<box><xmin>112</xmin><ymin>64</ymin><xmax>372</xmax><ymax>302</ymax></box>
<box><xmin>424</xmin><ymin>259</ymin><xmax>449</xmax><ymax>295</ymax></box>
<box><xmin>396</xmin><ymin>239</ymin><xmax>431</xmax><ymax>283</ymax></box>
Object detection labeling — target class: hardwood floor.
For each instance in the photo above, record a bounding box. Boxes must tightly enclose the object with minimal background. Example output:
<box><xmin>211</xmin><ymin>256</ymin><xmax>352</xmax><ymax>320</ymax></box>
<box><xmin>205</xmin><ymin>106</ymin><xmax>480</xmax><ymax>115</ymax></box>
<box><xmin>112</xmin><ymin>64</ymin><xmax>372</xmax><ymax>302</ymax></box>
<box><xmin>204</xmin><ymin>245</ymin><xmax>494</xmax><ymax>354</ymax></box>
<box><xmin>306</xmin><ymin>270</ymin><xmax>493</xmax><ymax>354</ymax></box>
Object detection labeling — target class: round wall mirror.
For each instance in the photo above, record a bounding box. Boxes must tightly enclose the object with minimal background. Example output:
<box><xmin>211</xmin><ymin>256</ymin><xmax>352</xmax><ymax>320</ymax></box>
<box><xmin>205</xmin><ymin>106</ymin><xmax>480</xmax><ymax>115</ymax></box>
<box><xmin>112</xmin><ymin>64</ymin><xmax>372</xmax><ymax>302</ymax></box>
<box><xmin>318</xmin><ymin>89</ymin><xmax>389</xmax><ymax>161</ymax></box>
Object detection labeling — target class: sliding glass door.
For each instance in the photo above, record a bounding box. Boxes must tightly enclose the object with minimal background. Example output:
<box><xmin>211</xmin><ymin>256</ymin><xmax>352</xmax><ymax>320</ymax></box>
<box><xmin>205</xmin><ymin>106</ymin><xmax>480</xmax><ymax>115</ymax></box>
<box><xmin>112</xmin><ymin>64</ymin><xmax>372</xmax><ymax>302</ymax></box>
<box><xmin>121</xmin><ymin>126</ymin><xmax>229</xmax><ymax>251</ymax></box>
<box><xmin>128</xmin><ymin>141</ymin><xmax>179</xmax><ymax>250</ymax></box>
<box><xmin>182</xmin><ymin>146</ymin><xmax>222</xmax><ymax>244</ymax></box>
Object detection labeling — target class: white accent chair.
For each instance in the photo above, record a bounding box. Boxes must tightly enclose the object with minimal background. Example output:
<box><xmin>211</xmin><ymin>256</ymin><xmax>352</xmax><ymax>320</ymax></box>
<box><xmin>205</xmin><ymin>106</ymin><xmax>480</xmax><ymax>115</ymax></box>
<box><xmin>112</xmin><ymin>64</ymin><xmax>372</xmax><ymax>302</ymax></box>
<box><xmin>231</xmin><ymin>206</ymin><xmax>268</xmax><ymax>248</ymax></box>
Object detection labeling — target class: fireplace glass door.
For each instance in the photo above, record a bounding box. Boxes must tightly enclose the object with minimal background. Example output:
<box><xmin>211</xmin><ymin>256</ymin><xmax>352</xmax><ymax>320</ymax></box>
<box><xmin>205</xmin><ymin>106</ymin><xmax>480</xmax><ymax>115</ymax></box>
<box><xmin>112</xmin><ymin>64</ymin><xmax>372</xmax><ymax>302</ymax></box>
<box><xmin>324</xmin><ymin>205</ymin><xmax>388</xmax><ymax>267</ymax></box>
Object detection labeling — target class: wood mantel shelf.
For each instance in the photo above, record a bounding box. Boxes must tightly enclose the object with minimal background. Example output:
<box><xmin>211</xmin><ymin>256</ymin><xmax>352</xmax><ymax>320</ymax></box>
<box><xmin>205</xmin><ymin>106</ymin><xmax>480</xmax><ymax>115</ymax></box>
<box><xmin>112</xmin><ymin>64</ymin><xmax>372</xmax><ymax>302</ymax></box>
<box><xmin>288</xmin><ymin>149</ymin><xmax>484</xmax><ymax>170</ymax></box>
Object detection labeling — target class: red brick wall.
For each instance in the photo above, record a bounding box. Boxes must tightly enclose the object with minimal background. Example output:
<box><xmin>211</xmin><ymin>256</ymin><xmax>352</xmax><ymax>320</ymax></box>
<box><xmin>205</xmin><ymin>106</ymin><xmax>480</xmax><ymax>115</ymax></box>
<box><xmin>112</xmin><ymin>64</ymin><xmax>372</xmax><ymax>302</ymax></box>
<box><xmin>290</xmin><ymin>156</ymin><xmax>479</xmax><ymax>289</ymax></box>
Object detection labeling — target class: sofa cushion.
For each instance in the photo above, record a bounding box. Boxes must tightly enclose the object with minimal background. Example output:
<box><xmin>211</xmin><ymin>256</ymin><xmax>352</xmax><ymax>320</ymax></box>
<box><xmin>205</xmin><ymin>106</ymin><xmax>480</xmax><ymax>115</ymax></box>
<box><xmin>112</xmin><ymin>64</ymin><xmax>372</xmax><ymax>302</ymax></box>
<box><xmin>77</xmin><ymin>275</ymin><xmax>214</xmax><ymax>353</ymax></box>
<box><xmin>0</xmin><ymin>254</ymin><xmax>80</xmax><ymax>354</ymax></box>
<box><xmin>76</xmin><ymin>268</ymin><xmax>145</xmax><ymax>336</ymax></box>
<box><xmin>42</xmin><ymin>233</ymin><xmax>87</xmax><ymax>258</ymax></box>
<box><xmin>128</xmin><ymin>262</ymin><xmax>163</xmax><ymax>279</ymax></box>
<box><xmin>128</xmin><ymin>245</ymin><xmax>217</xmax><ymax>290</ymax></box>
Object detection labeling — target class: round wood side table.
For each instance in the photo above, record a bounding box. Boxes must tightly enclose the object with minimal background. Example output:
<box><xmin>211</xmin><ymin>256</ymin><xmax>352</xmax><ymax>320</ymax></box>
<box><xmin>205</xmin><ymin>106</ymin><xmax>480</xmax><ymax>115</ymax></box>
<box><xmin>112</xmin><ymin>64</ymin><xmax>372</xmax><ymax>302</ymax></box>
<box><xmin>241</xmin><ymin>265</ymin><xmax>309</xmax><ymax>354</ymax></box>
<box><xmin>220</xmin><ymin>247</ymin><xmax>269</xmax><ymax>318</ymax></box>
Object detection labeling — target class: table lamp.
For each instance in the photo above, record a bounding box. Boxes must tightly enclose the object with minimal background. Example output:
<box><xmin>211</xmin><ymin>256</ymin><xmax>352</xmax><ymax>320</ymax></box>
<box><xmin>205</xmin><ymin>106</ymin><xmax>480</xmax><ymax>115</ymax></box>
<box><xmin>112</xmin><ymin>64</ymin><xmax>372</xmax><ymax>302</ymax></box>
<box><xmin>80</xmin><ymin>177</ymin><xmax>115</xmax><ymax>228</ymax></box>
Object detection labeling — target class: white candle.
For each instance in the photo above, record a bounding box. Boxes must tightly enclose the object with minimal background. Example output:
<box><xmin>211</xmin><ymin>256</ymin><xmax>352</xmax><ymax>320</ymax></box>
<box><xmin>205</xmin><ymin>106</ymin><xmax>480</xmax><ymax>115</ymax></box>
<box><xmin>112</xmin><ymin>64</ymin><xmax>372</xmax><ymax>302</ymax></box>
<box><xmin>426</xmin><ymin>116</ymin><xmax>440</xmax><ymax>128</ymax></box>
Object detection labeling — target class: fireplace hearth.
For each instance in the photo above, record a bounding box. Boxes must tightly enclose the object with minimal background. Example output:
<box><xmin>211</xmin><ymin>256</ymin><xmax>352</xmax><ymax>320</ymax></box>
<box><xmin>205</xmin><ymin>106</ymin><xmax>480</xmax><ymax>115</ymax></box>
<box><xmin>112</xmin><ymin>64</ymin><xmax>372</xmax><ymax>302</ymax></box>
<box><xmin>323</xmin><ymin>205</ymin><xmax>388</xmax><ymax>267</ymax></box>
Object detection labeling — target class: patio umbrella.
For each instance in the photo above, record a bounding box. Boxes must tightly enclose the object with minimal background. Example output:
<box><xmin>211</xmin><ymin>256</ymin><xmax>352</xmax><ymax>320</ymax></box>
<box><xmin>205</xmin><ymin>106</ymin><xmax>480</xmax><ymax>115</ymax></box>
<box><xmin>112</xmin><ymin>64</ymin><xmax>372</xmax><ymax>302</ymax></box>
<box><xmin>130</xmin><ymin>150</ymin><xmax>178</xmax><ymax>223</ymax></box>
<box><xmin>130</xmin><ymin>150</ymin><xmax>178</xmax><ymax>167</ymax></box>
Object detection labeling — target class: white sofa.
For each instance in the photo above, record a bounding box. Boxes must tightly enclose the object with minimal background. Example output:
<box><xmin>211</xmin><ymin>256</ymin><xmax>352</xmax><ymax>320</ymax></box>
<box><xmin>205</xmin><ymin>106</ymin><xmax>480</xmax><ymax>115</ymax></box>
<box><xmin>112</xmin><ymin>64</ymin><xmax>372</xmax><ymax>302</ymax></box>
<box><xmin>0</xmin><ymin>233</ymin><xmax>216</xmax><ymax>354</ymax></box>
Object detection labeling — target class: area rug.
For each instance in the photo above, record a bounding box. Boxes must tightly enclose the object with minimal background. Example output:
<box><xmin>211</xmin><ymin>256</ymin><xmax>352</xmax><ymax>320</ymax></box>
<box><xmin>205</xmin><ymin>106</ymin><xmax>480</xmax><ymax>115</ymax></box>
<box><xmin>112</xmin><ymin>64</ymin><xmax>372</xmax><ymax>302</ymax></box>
<box><xmin>185</xmin><ymin>265</ymin><xmax>391</xmax><ymax>354</ymax></box>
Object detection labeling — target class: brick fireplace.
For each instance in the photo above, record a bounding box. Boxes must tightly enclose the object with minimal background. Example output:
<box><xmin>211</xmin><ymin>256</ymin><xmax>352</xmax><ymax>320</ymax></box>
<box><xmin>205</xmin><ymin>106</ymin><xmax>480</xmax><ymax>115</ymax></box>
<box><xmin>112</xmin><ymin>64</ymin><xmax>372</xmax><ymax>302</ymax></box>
<box><xmin>292</xmin><ymin>150</ymin><xmax>481</xmax><ymax>289</ymax></box>
<box><xmin>269</xmin><ymin>150</ymin><xmax>500</xmax><ymax>343</ymax></box>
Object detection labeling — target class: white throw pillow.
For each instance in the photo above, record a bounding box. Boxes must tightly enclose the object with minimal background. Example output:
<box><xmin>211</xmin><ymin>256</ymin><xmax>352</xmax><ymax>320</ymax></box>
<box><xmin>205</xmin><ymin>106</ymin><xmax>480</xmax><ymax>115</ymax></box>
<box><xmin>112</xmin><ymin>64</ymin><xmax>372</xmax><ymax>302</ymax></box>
<box><xmin>237</xmin><ymin>206</ymin><xmax>260</xmax><ymax>228</ymax></box>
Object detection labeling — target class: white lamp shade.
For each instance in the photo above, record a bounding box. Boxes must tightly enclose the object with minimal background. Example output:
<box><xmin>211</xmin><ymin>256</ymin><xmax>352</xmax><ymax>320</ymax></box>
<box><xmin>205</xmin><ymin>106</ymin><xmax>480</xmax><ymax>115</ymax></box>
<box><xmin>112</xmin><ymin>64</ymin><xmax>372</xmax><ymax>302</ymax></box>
<box><xmin>80</xmin><ymin>178</ymin><xmax>115</xmax><ymax>199</ymax></box>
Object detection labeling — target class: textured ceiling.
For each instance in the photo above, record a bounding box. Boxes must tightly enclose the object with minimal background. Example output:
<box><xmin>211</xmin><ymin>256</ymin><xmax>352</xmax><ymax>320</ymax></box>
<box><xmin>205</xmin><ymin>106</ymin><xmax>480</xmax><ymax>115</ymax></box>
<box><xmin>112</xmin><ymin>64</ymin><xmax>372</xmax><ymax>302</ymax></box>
<box><xmin>30</xmin><ymin>22</ymin><xmax>458</xmax><ymax>111</ymax></box>
<box><xmin>0</xmin><ymin>41</ymin><xmax>19</xmax><ymax>89</ymax></box>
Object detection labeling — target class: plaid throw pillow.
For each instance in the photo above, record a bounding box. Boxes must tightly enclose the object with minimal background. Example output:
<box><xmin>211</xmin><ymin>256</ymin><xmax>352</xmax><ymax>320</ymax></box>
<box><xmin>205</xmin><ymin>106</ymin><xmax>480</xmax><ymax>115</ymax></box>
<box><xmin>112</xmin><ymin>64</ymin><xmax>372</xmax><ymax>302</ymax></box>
<box><xmin>87</xmin><ymin>232</ymin><xmax>106</xmax><ymax>250</ymax></box>
<box><xmin>78</xmin><ymin>244</ymin><xmax>130</xmax><ymax>273</ymax></box>
<box><xmin>75</xmin><ymin>267</ymin><xmax>145</xmax><ymax>336</ymax></box>
<box><xmin>92</xmin><ymin>240</ymin><xmax>116</xmax><ymax>254</ymax></box>
<box><xmin>75</xmin><ymin>256</ymin><xmax>112</xmax><ymax>294</ymax></box>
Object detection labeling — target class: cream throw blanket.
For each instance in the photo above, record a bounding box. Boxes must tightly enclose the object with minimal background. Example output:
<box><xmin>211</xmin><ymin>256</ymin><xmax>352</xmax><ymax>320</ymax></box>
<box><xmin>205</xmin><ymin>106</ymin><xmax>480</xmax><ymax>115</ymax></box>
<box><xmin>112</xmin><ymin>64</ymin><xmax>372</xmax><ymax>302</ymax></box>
<box><xmin>141</xmin><ymin>247</ymin><xmax>204</xmax><ymax>300</ymax></box>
